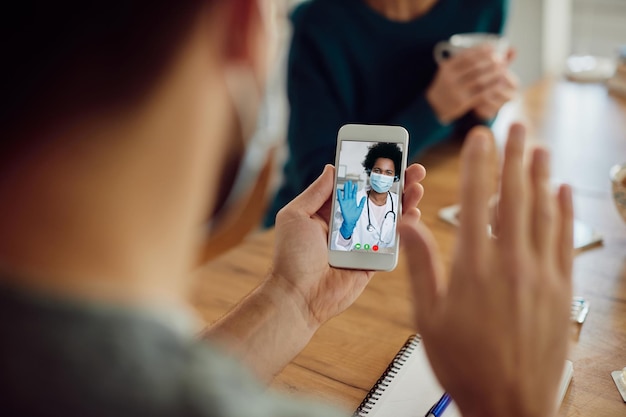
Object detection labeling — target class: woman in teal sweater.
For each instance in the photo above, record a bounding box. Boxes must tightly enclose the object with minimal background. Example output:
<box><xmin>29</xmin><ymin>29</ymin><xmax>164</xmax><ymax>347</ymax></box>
<box><xmin>265</xmin><ymin>0</ymin><xmax>515</xmax><ymax>226</ymax></box>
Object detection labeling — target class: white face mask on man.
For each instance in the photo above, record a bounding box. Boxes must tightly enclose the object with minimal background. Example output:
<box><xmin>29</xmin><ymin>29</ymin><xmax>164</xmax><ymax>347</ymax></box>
<box><xmin>207</xmin><ymin>0</ymin><xmax>284</xmax><ymax>235</ymax></box>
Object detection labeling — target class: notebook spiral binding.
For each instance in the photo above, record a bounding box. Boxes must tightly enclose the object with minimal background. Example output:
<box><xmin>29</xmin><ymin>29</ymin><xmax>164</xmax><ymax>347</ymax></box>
<box><xmin>353</xmin><ymin>335</ymin><xmax>422</xmax><ymax>417</ymax></box>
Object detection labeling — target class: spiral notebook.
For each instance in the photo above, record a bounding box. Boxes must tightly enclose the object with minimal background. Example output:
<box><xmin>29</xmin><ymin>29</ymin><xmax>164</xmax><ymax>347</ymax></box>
<box><xmin>354</xmin><ymin>335</ymin><xmax>573</xmax><ymax>417</ymax></box>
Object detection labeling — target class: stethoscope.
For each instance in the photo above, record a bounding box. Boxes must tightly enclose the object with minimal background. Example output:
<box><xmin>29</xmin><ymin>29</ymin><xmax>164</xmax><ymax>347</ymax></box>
<box><xmin>366</xmin><ymin>191</ymin><xmax>396</xmax><ymax>244</ymax></box>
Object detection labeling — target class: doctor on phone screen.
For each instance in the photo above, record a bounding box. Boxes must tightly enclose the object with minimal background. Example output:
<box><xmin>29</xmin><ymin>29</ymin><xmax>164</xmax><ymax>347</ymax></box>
<box><xmin>332</xmin><ymin>142</ymin><xmax>401</xmax><ymax>252</ymax></box>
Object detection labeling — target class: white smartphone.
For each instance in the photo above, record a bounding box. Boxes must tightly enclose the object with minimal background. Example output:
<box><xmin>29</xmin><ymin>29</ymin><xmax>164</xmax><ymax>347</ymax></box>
<box><xmin>328</xmin><ymin>124</ymin><xmax>409</xmax><ymax>271</ymax></box>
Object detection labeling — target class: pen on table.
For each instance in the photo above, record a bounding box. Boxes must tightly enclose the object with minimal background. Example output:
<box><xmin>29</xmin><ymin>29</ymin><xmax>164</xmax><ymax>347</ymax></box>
<box><xmin>425</xmin><ymin>392</ymin><xmax>452</xmax><ymax>417</ymax></box>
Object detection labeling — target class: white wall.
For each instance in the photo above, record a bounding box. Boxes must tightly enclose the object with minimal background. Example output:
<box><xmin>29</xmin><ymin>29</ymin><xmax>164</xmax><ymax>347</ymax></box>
<box><xmin>507</xmin><ymin>0</ymin><xmax>626</xmax><ymax>86</ymax></box>
<box><xmin>571</xmin><ymin>0</ymin><xmax>626</xmax><ymax>57</ymax></box>
<box><xmin>505</xmin><ymin>0</ymin><xmax>572</xmax><ymax>86</ymax></box>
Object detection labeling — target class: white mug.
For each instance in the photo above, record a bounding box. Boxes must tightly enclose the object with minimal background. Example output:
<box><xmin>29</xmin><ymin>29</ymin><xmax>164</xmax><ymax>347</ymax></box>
<box><xmin>434</xmin><ymin>33</ymin><xmax>509</xmax><ymax>63</ymax></box>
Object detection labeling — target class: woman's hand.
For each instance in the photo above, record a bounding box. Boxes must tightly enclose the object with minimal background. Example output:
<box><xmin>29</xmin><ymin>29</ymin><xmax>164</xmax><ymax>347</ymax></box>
<box><xmin>427</xmin><ymin>45</ymin><xmax>502</xmax><ymax>124</ymax></box>
<box><xmin>427</xmin><ymin>46</ymin><xmax>517</xmax><ymax>124</ymax></box>
<box><xmin>400</xmin><ymin>124</ymin><xmax>573</xmax><ymax>417</ymax></box>
<box><xmin>473</xmin><ymin>48</ymin><xmax>518</xmax><ymax>121</ymax></box>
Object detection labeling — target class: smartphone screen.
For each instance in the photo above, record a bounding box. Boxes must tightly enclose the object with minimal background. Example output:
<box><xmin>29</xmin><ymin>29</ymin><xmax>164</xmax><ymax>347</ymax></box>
<box><xmin>328</xmin><ymin>125</ymin><xmax>408</xmax><ymax>271</ymax></box>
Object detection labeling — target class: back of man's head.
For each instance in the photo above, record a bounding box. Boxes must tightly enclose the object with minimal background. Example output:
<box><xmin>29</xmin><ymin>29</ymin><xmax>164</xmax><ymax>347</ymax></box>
<box><xmin>2</xmin><ymin>1</ymin><xmax>210</xmax><ymax>143</ymax></box>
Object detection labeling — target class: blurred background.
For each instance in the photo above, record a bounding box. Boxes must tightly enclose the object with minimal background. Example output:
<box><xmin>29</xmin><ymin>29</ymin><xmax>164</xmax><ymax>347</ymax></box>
<box><xmin>279</xmin><ymin>0</ymin><xmax>626</xmax><ymax>85</ymax></box>
<box><xmin>507</xmin><ymin>0</ymin><xmax>626</xmax><ymax>85</ymax></box>
<box><xmin>266</xmin><ymin>0</ymin><xmax>626</xmax><ymax>193</ymax></box>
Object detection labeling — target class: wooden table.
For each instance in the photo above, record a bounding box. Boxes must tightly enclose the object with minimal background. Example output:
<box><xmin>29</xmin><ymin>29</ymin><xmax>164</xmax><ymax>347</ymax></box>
<box><xmin>192</xmin><ymin>78</ymin><xmax>626</xmax><ymax>416</ymax></box>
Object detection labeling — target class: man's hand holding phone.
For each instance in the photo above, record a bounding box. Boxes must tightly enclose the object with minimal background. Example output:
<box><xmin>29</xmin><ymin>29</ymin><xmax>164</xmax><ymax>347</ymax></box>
<box><xmin>269</xmin><ymin>163</ymin><xmax>425</xmax><ymax>328</ymax></box>
<box><xmin>207</xmin><ymin>163</ymin><xmax>423</xmax><ymax>381</ymax></box>
<box><xmin>337</xmin><ymin>180</ymin><xmax>366</xmax><ymax>239</ymax></box>
<box><xmin>209</xmin><ymin>126</ymin><xmax>424</xmax><ymax>381</ymax></box>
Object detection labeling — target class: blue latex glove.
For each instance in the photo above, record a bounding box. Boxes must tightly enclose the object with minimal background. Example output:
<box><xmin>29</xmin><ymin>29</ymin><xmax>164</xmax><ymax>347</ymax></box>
<box><xmin>337</xmin><ymin>180</ymin><xmax>366</xmax><ymax>239</ymax></box>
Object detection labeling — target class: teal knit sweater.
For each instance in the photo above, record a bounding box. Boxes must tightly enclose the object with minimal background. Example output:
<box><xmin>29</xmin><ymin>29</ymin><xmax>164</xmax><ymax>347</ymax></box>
<box><xmin>266</xmin><ymin>0</ymin><xmax>508</xmax><ymax>226</ymax></box>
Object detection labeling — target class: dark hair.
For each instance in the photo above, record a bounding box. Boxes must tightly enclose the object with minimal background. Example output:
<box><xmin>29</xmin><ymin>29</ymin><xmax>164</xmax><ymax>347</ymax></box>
<box><xmin>2</xmin><ymin>1</ymin><xmax>209</xmax><ymax>140</ymax></box>
<box><xmin>362</xmin><ymin>142</ymin><xmax>402</xmax><ymax>181</ymax></box>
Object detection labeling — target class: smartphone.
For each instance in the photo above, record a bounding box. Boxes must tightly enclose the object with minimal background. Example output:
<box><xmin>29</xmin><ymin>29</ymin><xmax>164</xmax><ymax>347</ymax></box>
<box><xmin>328</xmin><ymin>124</ymin><xmax>409</xmax><ymax>271</ymax></box>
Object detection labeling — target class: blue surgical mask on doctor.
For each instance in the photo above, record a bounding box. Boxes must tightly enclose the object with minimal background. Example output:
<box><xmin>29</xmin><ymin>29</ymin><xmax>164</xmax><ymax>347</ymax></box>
<box><xmin>369</xmin><ymin>172</ymin><xmax>395</xmax><ymax>193</ymax></box>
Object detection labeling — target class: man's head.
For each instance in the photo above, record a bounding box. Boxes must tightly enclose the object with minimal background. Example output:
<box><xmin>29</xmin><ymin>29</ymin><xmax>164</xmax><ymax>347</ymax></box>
<box><xmin>4</xmin><ymin>0</ymin><xmax>277</xmax><ymax>215</ymax></box>
<box><xmin>0</xmin><ymin>0</ymin><xmax>277</xmax><ymax>301</ymax></box>
<box><xmin>4</xmin><ymin>2</ymin><xmax>189</xmax><ymax>135</ymax></box>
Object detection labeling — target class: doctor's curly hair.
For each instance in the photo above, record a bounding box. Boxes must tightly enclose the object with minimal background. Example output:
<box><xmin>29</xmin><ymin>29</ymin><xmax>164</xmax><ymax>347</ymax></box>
<box><xmin>362</xmin><ymin>142</ymin><xmax>403</xmax><ymax>181</ymax></box>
